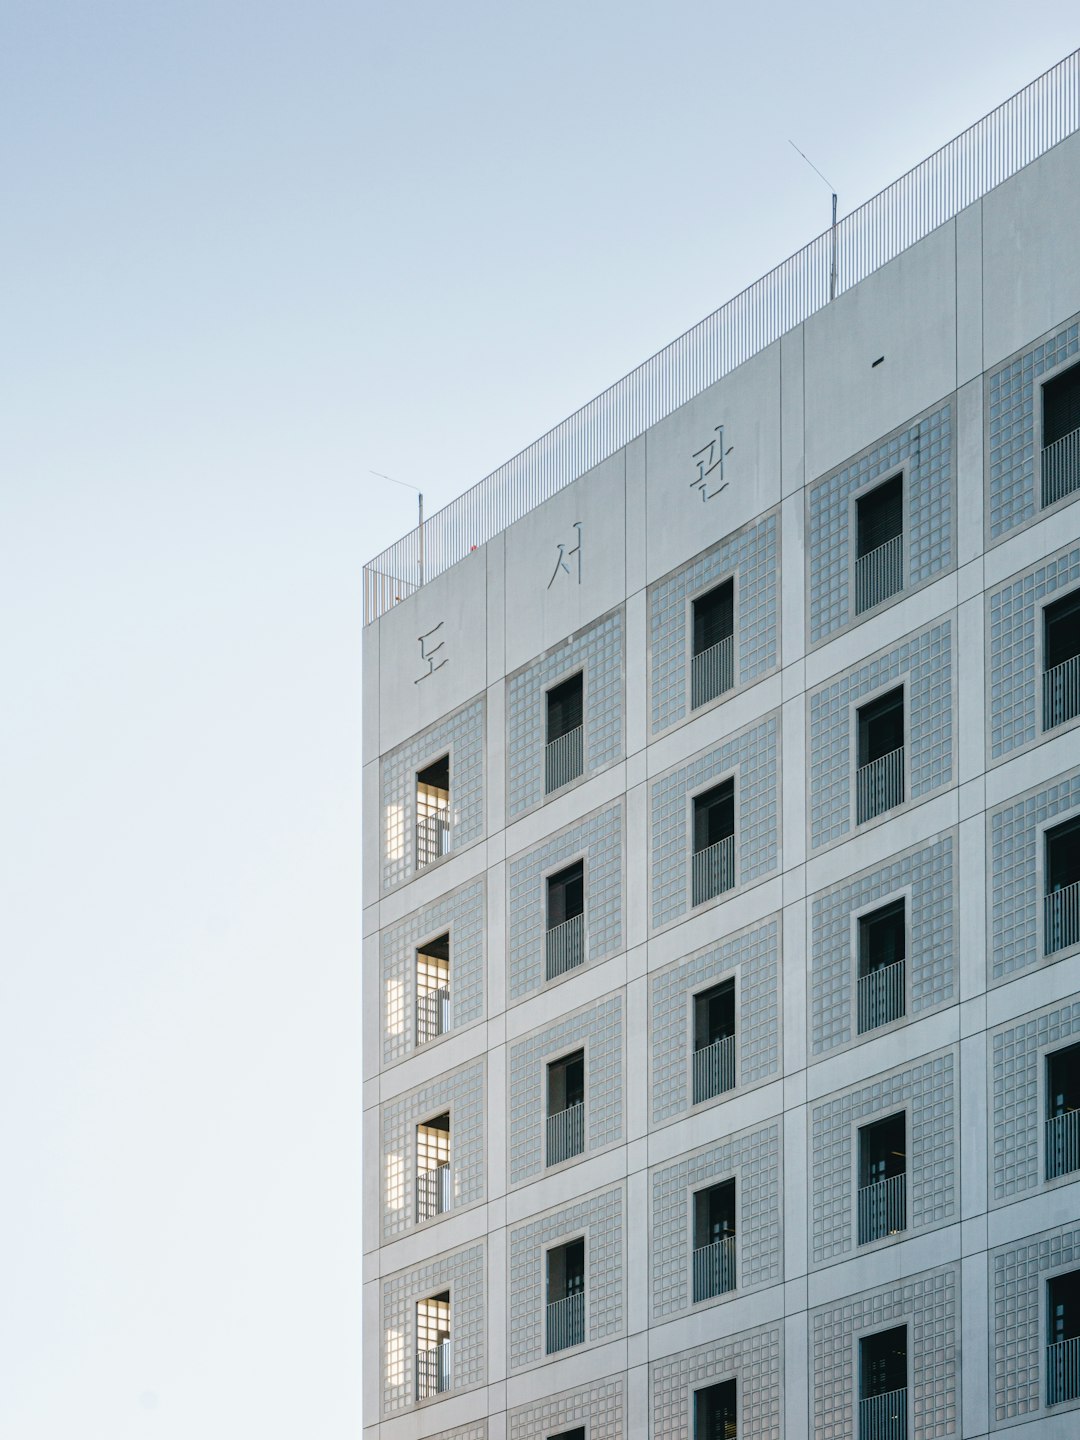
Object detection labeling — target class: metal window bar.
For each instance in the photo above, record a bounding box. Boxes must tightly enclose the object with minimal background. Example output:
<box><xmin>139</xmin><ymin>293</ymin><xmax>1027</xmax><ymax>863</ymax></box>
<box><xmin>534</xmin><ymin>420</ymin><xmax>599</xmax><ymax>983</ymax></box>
<box><xmin>692</xmin><ymin>834</ymin><xmax>735</xmax><ymax>906</ymax></box>
<box><xmin>364</xmin><ymin>51</ymin><xmax>1080</xmax><ymax>625</ymax></box>
<box><xmin>691</xmin><ymin>634</ymin><xmax>735</xmax><ymax>709</ymax></box>
<box><xmin>415</xmin><ymin>1339</ymin><xmax>451</xmax><ymax>1400</ymax></box>
<box><xmin>692</xmin><ymin>1035</ymin><xmax>736</xmax><ymax>1104</ymax></box>
<box><xmin>416</xmin><ymin>986</ymin><xmax>451</xmax><ymax>1045</ymax></box>
<box><xmin>1045</xmin><ymin>880</ymin><xmax>1080</xmax><ymax>955</ymax></box>
<box><xmin>856</xmin><ymin>747</ymin><xmax>905</xmax><ymax>824</ymax></box>
<box><xmin>545</xmin><ymin>724</ymin><xmax>584</xmax><ymax>794</ymax></box>
<box><xmin>858</xmin><ymin>1172</ymin><xmax>907</xmax><ymax>1245</ymax></box>
<box><xmin>855</xmin><ymin>534</ymin><xmax>904</xmax><ymax>615</ymax></box>
<box><xmin>858</xmin><ymin>1387</ymin><xmax>908</xmax><ymax>1440</ymax></box>
<box><xmin>416</xmin><ymin>812</ymin><xmax>450</xmax><ymax>868</ymax></box>
<box><xmin>1047</xmin><ymin>1335</ymin><xmax>1080</xmax><ymax>1406</ymax></box>
<box><xmin>1042</xmin><ymin>428</ymin><xmax>1080</xmax><ymax>508</ymax></box>
<box><xmin>545</xmin><ymin>1291</ymin><xmax>585</xmax><ymax>1354</ymax></box>
<box><xmin>1046</xmin><ymin>1110</ymin><xmax>1080</xmax><ymax>1180</ymax></box>
<box><xmin>858</xmin><ymin>959</ymin><xmax>906</xmax><ymax>1034</ymax></box>
<box><xmin>692</xmin><ymin>1234</ymin><xmax>737</xmax><ymax>1302</ymax></box>
<box><xmin>545</xmin><ymin>912</ymin><xmax>585</xmax><ymax>981</ymax></box>
<box><xmin>416</xmin><ymin>1163</ymin><xmax>452</xmax><ymax>1222</ymax></box>
<box><xmin>546</xmin><ymin>1100</ymin><xmax>585</xmax><ymax>1167</ymax></box>
<box><xmin>1043</xmin><ymin>652</ymin><xmax>1080</xmax><ymax>731</ymax></box>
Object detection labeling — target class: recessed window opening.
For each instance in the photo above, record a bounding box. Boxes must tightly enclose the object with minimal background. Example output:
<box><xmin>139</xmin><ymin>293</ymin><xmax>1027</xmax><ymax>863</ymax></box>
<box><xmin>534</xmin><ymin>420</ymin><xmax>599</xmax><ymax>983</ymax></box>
<box><xmin>856</xmin><ymin>475</ymin><xmax>903</xmax><ymax>614</ymax></box>
<box><xmin>692</xmin><ymin>978</ymin><xmax>736</xmax><ymax>1103</ymax></box>
<box><xmin>858</xmin><ymin>1112</ymin><xmax>907</xmax><ymax>1245</ymax></box>
<box><xmin>856</xmin><ymin>689</ymin><xmax>905</xmax><ymax>824</ymax></box>
<box><xmin>692</xmin><ymin>1178</ymin><xmax>736</xmax><ymax>1301</ymax></box>
<box><xmin>1046</xmin><ymin>1041</ymin><xmax>1080</xmax><ymax>1181</ymax></box>
<box><xmin>1043</xmin><ymin>589</ymin><xmax>1080</xmax><ymax>731</ymax></box>
<box><xmin>1045</xmin><ymin>816</ymin><xmax>1080</xmax><ymax>956</ymax></box>
<box><xmin>694</xmin><ymin>1378</ymin><xmax>737</xmax><ymax>1440</ymax></box>
<box><xmin>546</xmin><ymin>1050</ymin><xmax>585</xmax><ymax>1166</ymax></box>
<box><xmin>416</xmin><ymin>933</ymin><xmax>450</xmax><ymax>1046</ymax></box>
<box><xmin>692</xmin><ymin>780</ymin><xmax>735</xmax><ymax>905</ymax></box>
<box><xmin>416</xmin><ymin>755</ymin><xmax>451</xmax><ymax>867</ymax></box>
<box><xmin>692</xmin><ymin>579</ymin><xmax>735</xmax><ymax>708</ymax></box>
<box><xmin>546</xmin><ymin>1237</ymin><xmax>585</xmax><ymax>1353</ymax></box>
<box><xmin>1047</xmin><ymin>1269</ymin><xmax>1080</xmax><ymax>1406</ymax></box>
<box><xmin>415</xmin><ymin>1112</ymin><xmax>450</xmax><ymax>1221</ymax></box>
<box><xmin>859</xmin><ymin>1326</ymin><xmax>907</xmax><ymax>1439</ymax></box>
<box><xmin>546</xmin><ymin>860</ymin><xmax>585</xmax><ymax>980</ymax></box>
<box><xmin>1042</xmin><ymin>362</ymin><xmax>1080</xmax><ymax>507</ymax></box>
<box><xmin>857</xmin><ymin>900</ymin><xmax>906</xmax><ymax>1033</ymax></box>
<box><xmin>415</xmin><ymin>1291</ymin><xmax>451</xmax><ymax>1399</ymax></box>
<box><xmin>548</xmin><ymin>1431</ymin><xmax>585</xmax><ymax>1440</ymax></box>
<box><xmin>545</xmin><ymin>673</ymin><xmax>584</xmax><ymax>793</ymax></box>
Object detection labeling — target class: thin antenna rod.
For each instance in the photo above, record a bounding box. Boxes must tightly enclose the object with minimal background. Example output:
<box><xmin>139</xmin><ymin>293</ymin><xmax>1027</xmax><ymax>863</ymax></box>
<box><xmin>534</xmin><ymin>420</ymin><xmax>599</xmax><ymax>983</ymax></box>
<box><xmin>371</xmin><ymin>470</ymin><xmax>425</xmax><ymax>586</ymax></box>
<box><xmin>788</xmin><ymin>141</ymin><xmax>839</xmax><ymax>301</ymax></box>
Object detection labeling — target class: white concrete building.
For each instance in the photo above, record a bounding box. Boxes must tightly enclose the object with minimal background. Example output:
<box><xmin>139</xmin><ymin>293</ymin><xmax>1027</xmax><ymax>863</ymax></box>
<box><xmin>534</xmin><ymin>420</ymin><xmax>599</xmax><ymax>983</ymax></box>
<box><xmin>362</xmin><ymin>52</ymin><xmax>1080</xmax><ymax>1440</ymax></box>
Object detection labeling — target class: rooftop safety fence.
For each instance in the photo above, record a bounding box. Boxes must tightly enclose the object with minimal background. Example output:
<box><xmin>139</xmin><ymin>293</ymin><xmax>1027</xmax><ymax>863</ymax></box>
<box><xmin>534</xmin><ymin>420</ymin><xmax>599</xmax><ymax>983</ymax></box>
<box><xmin>364</xmin><ymin>48</ymin><xmax>1080</xmax><ymax>624</ymax></box>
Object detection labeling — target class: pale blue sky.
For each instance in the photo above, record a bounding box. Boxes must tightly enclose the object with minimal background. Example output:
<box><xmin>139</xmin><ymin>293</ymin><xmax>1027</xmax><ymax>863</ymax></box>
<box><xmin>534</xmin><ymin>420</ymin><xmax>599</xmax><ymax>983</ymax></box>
<box><xmin>1</xmin><ymin>5</ymin><xmax>1076</xmax><ymax>1436</ymax></box>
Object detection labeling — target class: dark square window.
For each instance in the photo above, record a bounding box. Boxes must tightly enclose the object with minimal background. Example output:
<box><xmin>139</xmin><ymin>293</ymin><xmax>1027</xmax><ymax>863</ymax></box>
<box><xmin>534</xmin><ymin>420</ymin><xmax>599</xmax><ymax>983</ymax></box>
<box><xmin>1048</xmin><ymin>1270</ymin><xmax>1080</xmax><ymax>1405</ymax></box>
<box><xmin>547</xmin><ymin>1051</ymin><xmax>584</xmax><ymax>1116</ymax></box>
<box><xmin>857</xmin><ymin>475</ymin><xmax>903</xmax><ymax>558</ymax></box>
<box><xmin>1045</xmin><ymin>590</ymin><xmax>1080</xmax><ymax>673</ymax></box>
<box><xmin>547</xmin><ymin>673</ymin><xmax>584</xmax><ymax>744</ymax></box>
<box><xmin>858</xmin><ymin>1112</ymin><xmax>907</xmax><ymax>1244</ymax></box>
<box><xmin>1044</xmin><ymin>362</ymin><xmax>1080</xmax><ymax>448</ymax></box>
<box><xmin>547</xmin><ymin>1237</ymin><xmax>585</xmax><ymax>1302</ymax></box>
<box><xmin>1045</xmin><ymin>817</ymin><xmax>1080</xmax><ymax>955</ymax></box>
<box><xmin>694</xmin><ymin>1179</ymin><xmax>736</xmax><ymax>1249</ymax></box>
<box><xmin>694</xmin><ymin>1378</ymin><xmax>736</xmax><ymax>1440</ymax></box>
<box><xmin>859</xmin><ymin>900</ymin><xmax>906</xmax><ymax>976</ymax></box>
<box><xmin>1047</xmin><ymin>1041</ymin><xmax>1080</xmax><ymax>1180</ymax></box>
<box><xmin>693</xmin><ymin>580</ymin><xmax>734</xmax><ymax>656</ymax></box>
<box><xmin>859</xmin><ymin>1112</ymin><xmax>906</xmax><ymax>1187</ymax></box>
<box><xmin>857</xmin><ymin>689</ymin><xmax>904</xmax><ymax>767</ymax></box>
<box><xmin>857</xmin><ymin>900</ymin><xmax>906</xmax><ymax>1033</ymax></box>
<box><xmin>547</xmin><ymin>861</ymin><xmax>584</xmax><ymax>929</ymax></box>
<box><xmin>860</xmin><ymin>1325</ymin><xmax>907</xmax><ymax>1399</ymax></box>
<box><xmin>694</xmin><ymin>780</ymin><xmax>735</xmax><ymax>854</ymax></box>
<box><xmin>695</xmin><ymin>978</ymin><xmax>735</xmax><ymax>1051</ymax></box>
<box><xmin>546</xmin><ymin>1238</ymin><xmax>585</xmax><ymax>1353</ymax></box>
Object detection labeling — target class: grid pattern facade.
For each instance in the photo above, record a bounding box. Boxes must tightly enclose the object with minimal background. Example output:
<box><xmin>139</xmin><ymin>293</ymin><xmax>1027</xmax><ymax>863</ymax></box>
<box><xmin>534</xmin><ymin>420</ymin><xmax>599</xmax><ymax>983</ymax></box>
<box><xmin>988</xmin><ymin>542</ymin><xmax>1080</xmax><ymax>760</ymax></box>
<box><xmin>380</xmin><ymin>1059</ymin><xmax>486</xmax><ymax>1239</ymax></box>
<box><xmin>811</xmin><ymin>1266</ymin><xmax>959</xmax><ymax>1440</ymax></box>
<box><xmin>650</xmin><ymin>916</ymin><xmax>781</xmax><ymax>1124</ymax></box>
<box><xmin>649</xmin><ymin>1121</ymin><xmax>782</xmax><ymax>1319</ymax></box>
<box><xmin>380</xmin><ymin>1242</ymin><xmax>486</xmax><ymax>1416</ymax></box>
<box><xmin>987</xmin><ymin>319</ymin><xmax>1080</xmax><ymax>540</ymax></box>
<box><xmin>507</xmin><ymin>1185</ymin><xmax>624</xmax><ymax>1370</ymax></box>
<box><xmin>506</xmin><ymin>609</ymin><xmax>624</xmax><ymax>815</ymax></box>
<box><xmin>650</xmin><ymin>1325</ymin><xmax>783</xmax><ymax>1440</ymax></box>
<box><xmin>807</xmin><ymin>403</ymin><xmax>953</xmax><ymax>645</ymax></box>
<box><xmin>810</xmin><ymin>1048</ymin><xmax>957</xmax><ymax>1266</ymax></box>
<box><xmin>990</xmin><ymin>997</ymin><xmax>1080</xmax><ymax>1204</ymax></box>
<box><xmin>507</xmin><ymin>994</ymin><xmax>623</xmax><ymax>1186</ymax></box>
<box><xmin>991</xmin><ymin>1221</ymin><xmax>1080</xmax><ymax>1424</ymax></box>
<box><xmin>648</xmin><ymin>511</ymin><xmax>779</xmax><ymax>733</ymax></box>
<box><xmin>380</xmin><ymin>697</ymin><xmax>485</xmax><ymax>891</ymax></box>
<box><xmin>809</xmin><ymin>831</ymin><xmax>957</xmax><ymax>1057</ymax></box>
<box><xmin>649</xmin><ymin>713</ymin><xmax>779</xmax><ymax>930</ymax></box>
<box><xmin>363</xmin><ymin>128</ymin><xmax>1080</xmax><ymax>1440</ymax></box>
<box><xmin>508</xmin><ymin>1377</ymin><xmax>625</xmax><ymax>1440</ymax></box>
<box><xmin>380</xmin><ymin>879</ymin><xmax>485</xmax><ymax>1065</ymax></box>
<box><xmin>506</xmin><ymin>803</ymin><xmax>623</xmax><ymax>1002</ymax></box>
<box><xmin>989</xmin><ymin>768</ymin><xmax>1080</xmax><ymax>982</ymax></box>
<box><xmin>808</xmin><ymin>619</ymin><xmax>954</xmax><ymax>851</ymax></box>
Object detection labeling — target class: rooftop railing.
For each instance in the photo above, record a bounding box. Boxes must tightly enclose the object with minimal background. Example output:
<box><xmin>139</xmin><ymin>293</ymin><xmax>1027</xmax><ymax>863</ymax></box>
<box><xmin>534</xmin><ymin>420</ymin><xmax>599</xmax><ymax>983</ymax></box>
<box><xmin>363</xmin><ymin>49</ymin><xmax>1080</xmax><ymax>623</ymax></box>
